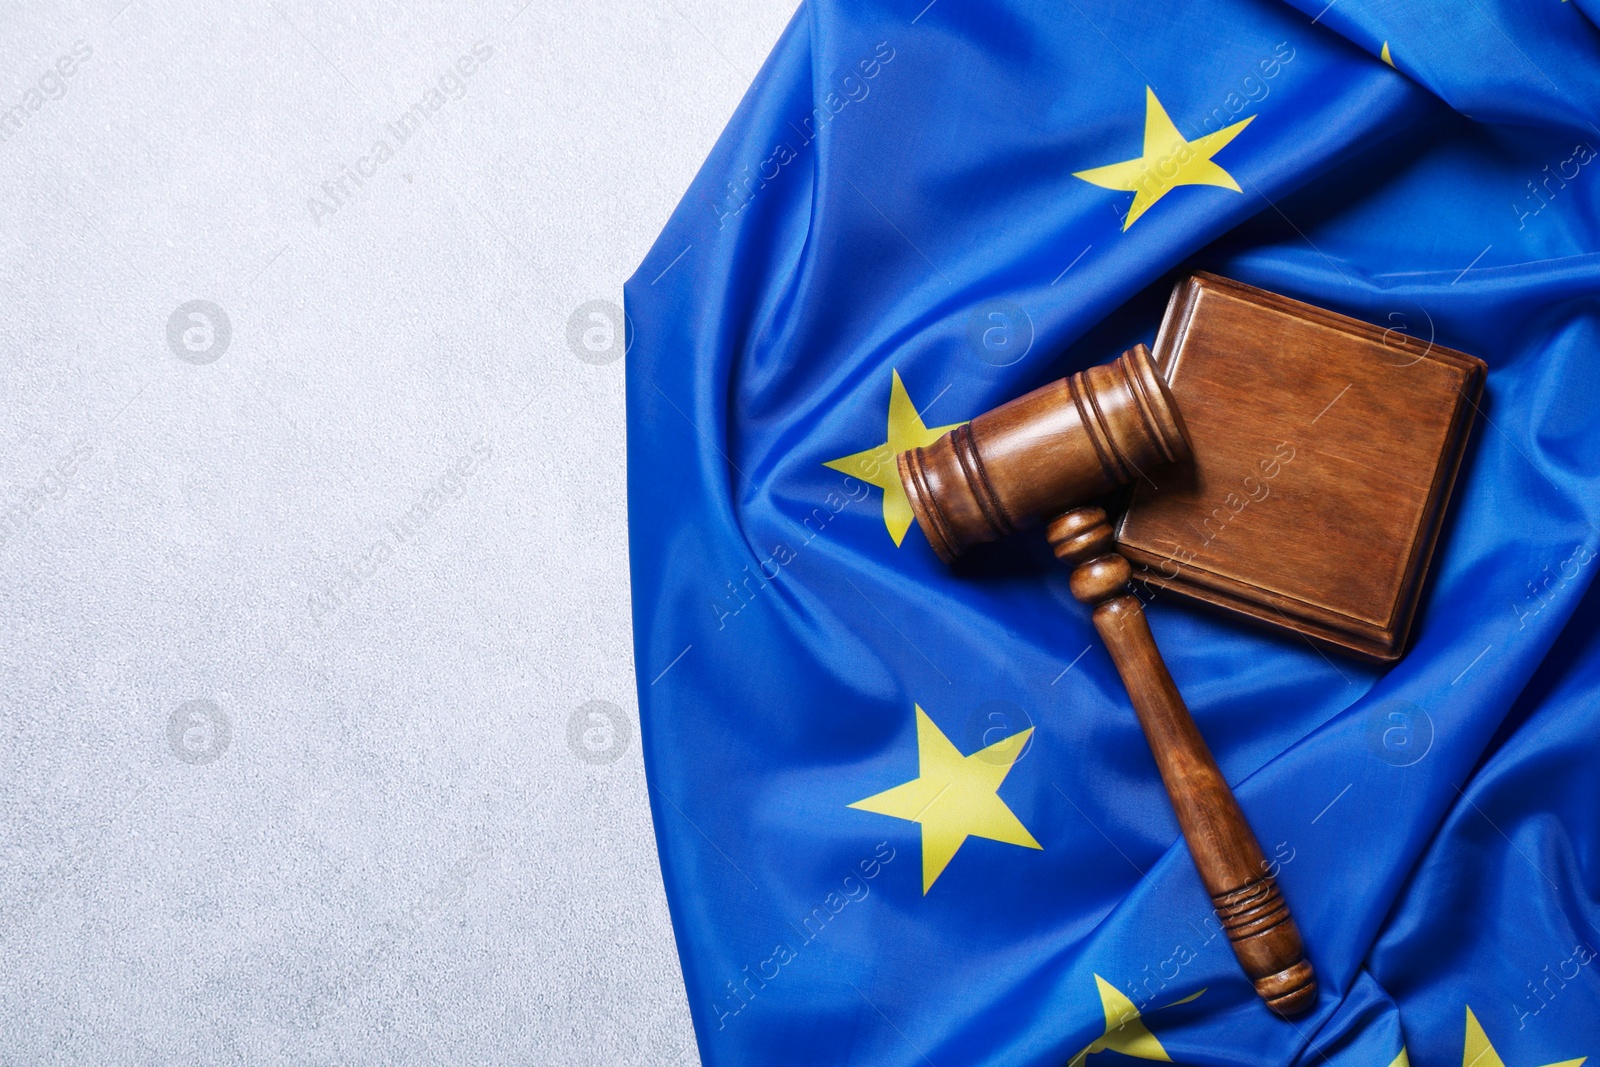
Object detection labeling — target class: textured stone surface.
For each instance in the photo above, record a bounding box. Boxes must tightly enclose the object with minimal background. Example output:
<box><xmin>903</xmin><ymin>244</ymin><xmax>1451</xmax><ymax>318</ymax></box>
<box><xmin>0</xmin><ymin>1</ymin><xmax>793</xmax><ymax>1061</ymax></box>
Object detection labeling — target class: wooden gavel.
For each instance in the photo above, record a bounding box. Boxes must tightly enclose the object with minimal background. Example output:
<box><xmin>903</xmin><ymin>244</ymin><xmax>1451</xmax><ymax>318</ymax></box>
<box><xmin>897</xmin><ymin>345</ymin><xmax>1316</xmax><ymax>1017</ymax></box>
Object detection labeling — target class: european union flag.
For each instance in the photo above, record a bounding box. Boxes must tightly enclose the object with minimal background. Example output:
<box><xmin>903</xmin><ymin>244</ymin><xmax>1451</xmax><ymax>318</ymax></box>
<box><xmin>624</xmin><ymin>2</ymin><xmax>1600</xmax><ymax>1064</ymax></box>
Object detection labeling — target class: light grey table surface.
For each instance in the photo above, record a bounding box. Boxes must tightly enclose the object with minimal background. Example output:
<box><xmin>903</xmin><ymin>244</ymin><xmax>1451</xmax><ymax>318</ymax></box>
<box><xmin>0</xmin><ymin>1</ymin><xmax>793</xmax><ymax>1062</ymax></box>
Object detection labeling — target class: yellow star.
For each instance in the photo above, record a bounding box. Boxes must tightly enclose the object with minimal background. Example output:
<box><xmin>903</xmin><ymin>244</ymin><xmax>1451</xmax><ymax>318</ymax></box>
<box><xmin>823</xmin><ymin>370</ymin><xmax>963</xmax><ymax>546</ymax></box>
<box><xmin>1073</xmin><ymin>87</ymin><xmax>1254</xmax><ymax>231</ymax></box>
<box><xmin>849</xmin><ymin>704</ymin><xmax>1039</xmax><ymax>893</ymax></box>
<box><xmin>1463</xmin><ymin>1006</ymin><xmax>1585</xmax><ymax>1067</ymax></box>
<box><xmin>1381</xmin><ymin>41</ymin><xmax>1395</xmax><ymax>67</ymax></box>
<box><xmin>1068</xmin><ymin>975</ymin><xmax>1204</xmax><ymax>1067</ymax></box>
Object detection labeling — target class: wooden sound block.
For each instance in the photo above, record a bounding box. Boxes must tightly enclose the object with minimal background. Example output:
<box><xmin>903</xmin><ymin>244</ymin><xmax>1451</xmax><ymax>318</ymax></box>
<box><xmin>1115</xmin><ymin>273</ymin><xmax>1486</xmax><ymax>662</ymax></box>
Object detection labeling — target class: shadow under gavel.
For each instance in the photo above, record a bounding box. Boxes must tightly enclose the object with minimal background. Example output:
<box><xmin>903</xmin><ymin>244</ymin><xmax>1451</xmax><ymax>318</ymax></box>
<box><xmin>897</xmin><ymin>345</ymin><xmax>1316</xmax><ymax>1018</ymax></box>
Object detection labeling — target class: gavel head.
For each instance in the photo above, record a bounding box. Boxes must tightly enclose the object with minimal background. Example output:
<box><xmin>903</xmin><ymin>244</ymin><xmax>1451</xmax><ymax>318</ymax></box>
<box><xmin>897</xmin><ymin>345</ymin><xmax>1191</xmax><ymax>562</ymax></box>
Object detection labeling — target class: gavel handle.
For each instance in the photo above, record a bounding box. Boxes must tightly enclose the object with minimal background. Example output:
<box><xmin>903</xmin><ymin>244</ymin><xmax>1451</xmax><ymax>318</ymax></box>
<box><xmin>1048</xmin><ymin>506</ymin><xmax>1316</xmax><ymax>1018</ymax></box>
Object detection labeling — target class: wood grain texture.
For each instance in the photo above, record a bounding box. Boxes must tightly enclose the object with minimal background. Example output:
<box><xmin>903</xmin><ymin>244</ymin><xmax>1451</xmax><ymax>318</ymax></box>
<box><xmin>1116</xmin><ymin>273</ymin><xmax>1486</xmax><ymax>661</ymax></box>
<box><xmin>898</xmin><ymin>346</ymin><xmax>1188</xmax><ymax>562</ymax></box>
<box><xmin>1050</xmin><ymin>507</ymin><xmax>1315</xmax><ymax>1017</ymax></box>
<box><xmin>897</xmin><ymin>346</ymin><xmax>1317</xmax><ymax>1017</ymax></box>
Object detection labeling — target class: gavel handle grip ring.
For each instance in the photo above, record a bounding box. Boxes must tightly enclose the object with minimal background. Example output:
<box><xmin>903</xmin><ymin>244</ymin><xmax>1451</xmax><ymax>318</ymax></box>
<box><xmin>1050</xmin><ymin>506</ymin><xmax>1317</xmax><ymax>1018</ymax></box>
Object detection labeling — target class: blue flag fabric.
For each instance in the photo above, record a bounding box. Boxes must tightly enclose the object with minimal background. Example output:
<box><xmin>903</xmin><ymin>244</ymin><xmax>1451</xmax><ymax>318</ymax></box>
<box><xmin>623</xmin><ymin>3</ymin><xmax>1600</xmax><ymax>1065</ymax></box>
